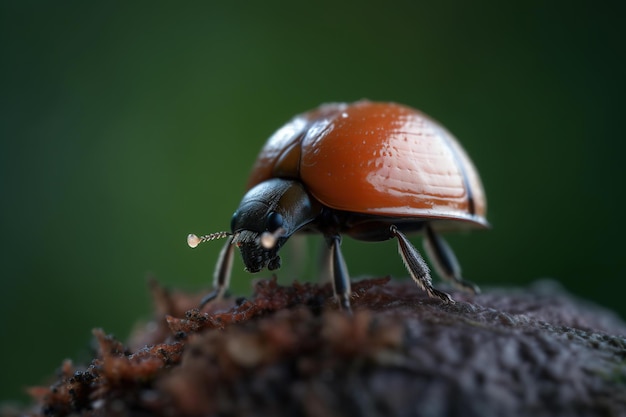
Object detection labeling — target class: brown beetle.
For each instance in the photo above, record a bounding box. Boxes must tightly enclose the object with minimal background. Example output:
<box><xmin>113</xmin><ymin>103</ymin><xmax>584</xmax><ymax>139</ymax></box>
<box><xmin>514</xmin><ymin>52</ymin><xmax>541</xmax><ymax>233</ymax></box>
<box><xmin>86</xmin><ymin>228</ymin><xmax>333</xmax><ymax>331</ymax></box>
<box><xmin>189</xmin><ymin>101</ymin><xmax>488</xmax><ymax>312</ymax></box>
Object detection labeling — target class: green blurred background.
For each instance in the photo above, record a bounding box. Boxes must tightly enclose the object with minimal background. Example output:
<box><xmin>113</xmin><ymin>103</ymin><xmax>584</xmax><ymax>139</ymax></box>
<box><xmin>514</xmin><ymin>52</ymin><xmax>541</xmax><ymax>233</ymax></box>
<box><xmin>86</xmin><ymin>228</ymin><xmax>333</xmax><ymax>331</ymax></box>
<box><xmin>1</xmin><ymin>0</ymin><xmax>624</xmax><ymax>404</ymax></box>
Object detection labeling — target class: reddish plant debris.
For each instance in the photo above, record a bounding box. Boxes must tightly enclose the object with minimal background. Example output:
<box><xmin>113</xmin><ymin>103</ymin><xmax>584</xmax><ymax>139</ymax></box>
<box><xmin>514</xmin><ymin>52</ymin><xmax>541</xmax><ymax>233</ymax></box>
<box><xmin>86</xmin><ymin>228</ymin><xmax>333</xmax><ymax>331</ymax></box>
<box><xmin>15</xmin><ymin>277</ymin><xmax>626</xmax><ymax>417</ymax></box>
<box><xmin>164</xmin><ymin>276</ymin><xmax>392</xmax><ymax>335</ymax></box>
<box><xmin>25</xmin><ymin>329</ymin><xmax>184</xmax><ymax>417</ymax></box>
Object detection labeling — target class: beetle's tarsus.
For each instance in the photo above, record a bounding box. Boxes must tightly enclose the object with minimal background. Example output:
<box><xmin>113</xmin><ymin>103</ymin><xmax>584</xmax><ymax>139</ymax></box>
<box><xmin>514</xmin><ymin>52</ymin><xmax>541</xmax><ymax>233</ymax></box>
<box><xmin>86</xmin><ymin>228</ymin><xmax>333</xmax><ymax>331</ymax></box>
<box><xmin>338</xmin><ymin>294</ymin><xmax>353</xmax><ymax>314</ymax></box>
<box><xmin>199</xmin><ymin>289</ymin><xmax>220</xmax><ymax>309</ymax></box>
<box><xmin>429</xmin><ymin>288</ymin><xmax>455</xmax><ymax>304</ymax></box>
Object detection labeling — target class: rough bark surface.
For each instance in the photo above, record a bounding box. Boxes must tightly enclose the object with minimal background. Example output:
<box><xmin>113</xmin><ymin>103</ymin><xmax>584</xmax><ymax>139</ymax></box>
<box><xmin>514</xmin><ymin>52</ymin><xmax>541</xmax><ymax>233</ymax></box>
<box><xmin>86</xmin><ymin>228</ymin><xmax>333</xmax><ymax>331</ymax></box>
<box><xmin>11</xmin><ymin>277</ymin><xmax>626</xmax><ymax>417</ymax></box>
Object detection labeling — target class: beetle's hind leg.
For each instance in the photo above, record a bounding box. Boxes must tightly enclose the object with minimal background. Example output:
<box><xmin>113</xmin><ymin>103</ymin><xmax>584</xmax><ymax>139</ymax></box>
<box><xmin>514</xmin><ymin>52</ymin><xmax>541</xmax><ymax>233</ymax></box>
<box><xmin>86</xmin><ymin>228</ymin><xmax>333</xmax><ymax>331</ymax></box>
<box><xmin>390</xmin><ymin>225</ymin><xmax>453</xmax><ymax>303</ymax></box>
<box><xmin>422</xmin><ymin>224</ymin><xmax>480</xmax><ymax>294</ymax></box>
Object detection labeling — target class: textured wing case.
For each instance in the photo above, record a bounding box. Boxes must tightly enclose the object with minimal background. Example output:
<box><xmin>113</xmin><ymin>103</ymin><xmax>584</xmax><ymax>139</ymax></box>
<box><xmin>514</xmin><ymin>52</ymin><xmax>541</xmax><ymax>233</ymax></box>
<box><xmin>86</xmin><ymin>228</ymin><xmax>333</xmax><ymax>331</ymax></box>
<box><xmin>247</xmin><ymin>101</ymin><xmax>487</xmax><ymax>229</ymax></box>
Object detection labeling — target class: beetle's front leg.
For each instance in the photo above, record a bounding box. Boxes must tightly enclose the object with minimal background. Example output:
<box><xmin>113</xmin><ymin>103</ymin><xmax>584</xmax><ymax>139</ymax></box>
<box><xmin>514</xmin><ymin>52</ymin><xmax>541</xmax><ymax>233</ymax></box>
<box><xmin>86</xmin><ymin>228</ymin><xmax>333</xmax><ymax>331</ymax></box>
<box><xmin>199</xmin><ymin>235</ymin><xmax>235</xmax><ymax>309</ymax></box>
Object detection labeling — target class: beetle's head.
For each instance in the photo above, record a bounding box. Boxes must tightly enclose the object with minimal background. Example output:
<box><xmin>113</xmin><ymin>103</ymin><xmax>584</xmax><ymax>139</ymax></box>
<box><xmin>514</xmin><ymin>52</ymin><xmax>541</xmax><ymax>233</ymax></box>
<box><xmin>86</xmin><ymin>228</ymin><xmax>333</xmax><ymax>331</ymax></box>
<box><xmin>187</xmin><ymin>178</ymin><xmax>320</xmax><ymax>274</ymax></box>
<box><xmin>228</xmin><ymin>206</ymin><xmax>286</xmax><ymax>273</ymax></box>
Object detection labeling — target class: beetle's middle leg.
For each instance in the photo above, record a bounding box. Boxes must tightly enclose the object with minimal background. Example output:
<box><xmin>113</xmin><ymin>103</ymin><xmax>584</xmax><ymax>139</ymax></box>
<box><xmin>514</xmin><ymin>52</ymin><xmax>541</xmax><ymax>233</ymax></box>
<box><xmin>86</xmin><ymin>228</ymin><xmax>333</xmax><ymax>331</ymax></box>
<box><xmin>323</xmin><ymin>235</ymin><xmax>352</xmax><ymax>313</ymax></box>
<box><xmin>390</xmin><ymin>225</ymin><xmax>453</xmax><ymax>303</ymax></box>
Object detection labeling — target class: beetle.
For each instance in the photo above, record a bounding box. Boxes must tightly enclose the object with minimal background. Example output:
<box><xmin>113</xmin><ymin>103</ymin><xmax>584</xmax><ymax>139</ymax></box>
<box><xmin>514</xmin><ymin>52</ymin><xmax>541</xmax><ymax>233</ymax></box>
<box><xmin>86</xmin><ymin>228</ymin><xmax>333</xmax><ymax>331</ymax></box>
<box><xmin>188</xmin><ymin>101</ymin><xmax>488</xmax><ymax>312</ymax></box>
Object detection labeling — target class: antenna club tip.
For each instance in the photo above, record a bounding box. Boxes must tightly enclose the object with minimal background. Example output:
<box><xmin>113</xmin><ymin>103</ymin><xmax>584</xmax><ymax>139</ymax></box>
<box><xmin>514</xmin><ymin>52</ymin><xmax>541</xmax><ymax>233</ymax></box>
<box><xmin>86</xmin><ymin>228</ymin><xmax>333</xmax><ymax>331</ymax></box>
<box><xmin>187</xmin><ymin>234</ymin><xmax>201</xmax><ymax>248</ymax></box>
<box><xmin>260</xmin><ymin>232</ymin><xmax>276</xmax><ymax>249</ymax></box>
<box><xmin>260</xmin><ymin>227</ymin><xmax>285</xmax><ymax>249</ymax></box>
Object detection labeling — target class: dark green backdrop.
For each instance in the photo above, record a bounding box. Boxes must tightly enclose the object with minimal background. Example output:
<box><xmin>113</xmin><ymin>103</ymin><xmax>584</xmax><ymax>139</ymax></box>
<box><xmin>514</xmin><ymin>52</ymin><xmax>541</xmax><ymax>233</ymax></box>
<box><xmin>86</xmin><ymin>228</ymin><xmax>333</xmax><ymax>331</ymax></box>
<box><xmin>1</xmin><ymin>1</ymin><xmax>624</xmax><ymax>404</ymax></box>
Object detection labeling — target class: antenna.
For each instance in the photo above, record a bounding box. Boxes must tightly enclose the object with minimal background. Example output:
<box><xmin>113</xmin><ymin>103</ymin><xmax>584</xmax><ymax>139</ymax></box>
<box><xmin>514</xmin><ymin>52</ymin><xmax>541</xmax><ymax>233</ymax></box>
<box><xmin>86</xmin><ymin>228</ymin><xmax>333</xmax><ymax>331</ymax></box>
<box><xmin>259</xmin><ymin>227</ymin><xmax>286</xmax><ymax>249</ymax></box>
<box><xmin>187</xmin><ymin>231</ymin><xmax>231</xmax><ymax>248</ymax></box>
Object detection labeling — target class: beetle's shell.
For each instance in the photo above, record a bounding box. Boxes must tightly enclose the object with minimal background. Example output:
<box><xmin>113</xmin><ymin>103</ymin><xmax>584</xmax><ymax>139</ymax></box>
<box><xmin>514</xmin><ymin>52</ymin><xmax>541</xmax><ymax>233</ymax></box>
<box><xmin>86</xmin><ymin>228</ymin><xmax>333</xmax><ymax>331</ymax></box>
<box><xmin>248</xmin><ymin>101</ymin><xmax>487</xmax><ymax>229</ymax></box>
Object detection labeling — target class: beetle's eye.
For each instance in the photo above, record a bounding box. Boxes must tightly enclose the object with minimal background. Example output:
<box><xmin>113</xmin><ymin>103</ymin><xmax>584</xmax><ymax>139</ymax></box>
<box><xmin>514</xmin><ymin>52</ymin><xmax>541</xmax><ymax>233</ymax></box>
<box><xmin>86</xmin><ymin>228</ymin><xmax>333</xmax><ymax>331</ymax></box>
<box><xmin>267</xmin><ymin>211</ymin><xmax>284</xmax><ymax>232</ymax></box>
<box><xmin>230</xmin><ymin>211</ymin><xmax>239</xmax><ymax>232</ymax></box>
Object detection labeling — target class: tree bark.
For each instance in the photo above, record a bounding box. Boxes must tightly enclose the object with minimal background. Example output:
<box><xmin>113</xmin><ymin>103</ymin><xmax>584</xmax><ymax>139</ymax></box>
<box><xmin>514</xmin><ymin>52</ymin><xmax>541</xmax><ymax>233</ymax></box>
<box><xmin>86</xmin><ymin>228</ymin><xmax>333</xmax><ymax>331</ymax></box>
<box><xmin>17</xmin><ymin>277</ymin><xmax>626</xmax><ymax>417</ymax></box>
